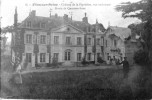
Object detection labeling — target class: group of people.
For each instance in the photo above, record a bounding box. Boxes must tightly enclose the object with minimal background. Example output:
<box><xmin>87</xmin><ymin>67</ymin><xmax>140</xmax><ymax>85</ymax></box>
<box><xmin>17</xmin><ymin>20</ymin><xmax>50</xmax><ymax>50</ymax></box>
<box><xmin>109</xmin><ymin>58</ymin><xmax>121</xmax><ymax>65</ymax></box>
<box><xmin>108</xmin><ymin>57</ymin><xmax>130</xmax><ymax>78</ymax></box>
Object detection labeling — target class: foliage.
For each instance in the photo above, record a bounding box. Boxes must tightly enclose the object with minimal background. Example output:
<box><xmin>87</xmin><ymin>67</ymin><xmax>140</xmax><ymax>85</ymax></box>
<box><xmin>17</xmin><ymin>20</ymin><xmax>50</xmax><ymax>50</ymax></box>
<box><xmin>115</xmin><ymin>0</ymin><xmax>152</xmax><ymax>65</ymax></box>
<box><xmin>1</xmin><ymin>55</ymin><xmax>13</xmax><ymax>72</ymax></box>
<box><xmin>97</xmin><ymin>57</ymin><xmax>105</xmax><ymax>63</ymax></box>
<box><xmin>0</xmin><ymin>36</ymin><xmax>8</xmax><ymax>53</ymax></box>
<box><xmin>128</xmin><ymin>23</ymin><xmax>144</xmax><ymax>38</ymax></box>
<box><xmin>134</xmin><ymin>49</ymin><xmax>150</xmax><ymax>66</ymax></box>
<box><xmin>1</xmin><ymin>55</ymin><xmax>14</xmax><ymax>97</ymax></box>
<box><xmin>81</xmin><ymin>57</ymin><xmax>88</xmax><ymax>65</ymax></box>
<box><xmin>1</xmin><ymin>25</ymin><xmax>15</xmax><ymax>34</ymax></box>
<box><xmin>116</xmin><ymin>1</ymin><xmax>152</xmax><ymax>99</ymax></box>
<box><xmin>115</xmin><ymin>0</ymin><xmax>152</xmax><ymax>21</ymax></box>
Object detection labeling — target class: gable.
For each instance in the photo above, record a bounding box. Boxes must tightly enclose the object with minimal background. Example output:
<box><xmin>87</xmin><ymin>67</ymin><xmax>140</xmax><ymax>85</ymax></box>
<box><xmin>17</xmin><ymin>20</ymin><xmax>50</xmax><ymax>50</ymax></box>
<box><xmin>52</xmin><ymin>25</ymin><xmax>84</xmax><ymax>34</ymax></box>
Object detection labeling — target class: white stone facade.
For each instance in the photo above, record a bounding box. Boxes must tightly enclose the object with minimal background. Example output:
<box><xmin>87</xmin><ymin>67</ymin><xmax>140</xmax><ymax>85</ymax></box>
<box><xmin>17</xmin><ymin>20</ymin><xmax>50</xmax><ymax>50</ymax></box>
<box><xmin>50</xmin><ymin>25</ymin><xmax>85</xmax><ymax>65</ymax></box>
<box><xmin>23</xmin><ymin>30</ymin><xmax>50</xmax><ymax>68</ymax></box>
<box><xmin>22</xmin><ymin>25</ymin><xmax>86</xmax><ymax>67</ymax></box>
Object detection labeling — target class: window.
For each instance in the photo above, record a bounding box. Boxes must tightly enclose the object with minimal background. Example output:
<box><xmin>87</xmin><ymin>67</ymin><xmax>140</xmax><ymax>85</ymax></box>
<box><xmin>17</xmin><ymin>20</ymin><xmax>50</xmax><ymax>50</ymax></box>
<box><xmin>77</xmin><ymin>37</ymin><xmax>82</xmax><ymax>45</ymax></box>
<box><xmin>66</xmin><ymin>37</ymin><xmax>71</xmax><ymax>45</ymax></box>
<box><xmin>26</xmin><ymin>34</ymin><xmax>32</xmax><ymax>44</ymax></box>
<box><xmin>41</xmin><ymin>23</ymin><xmax>45</xmax><ymax>28</ymax></box>
<box><xmin>53</xmin><ymin>53</ymin><xmax>59</xmax><ymax>62</ymax></box>
<box><xmin>101</xmin><ymin>37</ymin><xmax>104</xmax><ymax>46</ymax></box>
<box><xmin>97</xmin><ymin>38</ymin><xmax>100</xmax><ymax>45</ymax></box>
<box><xmin>114</xmin><ymin>40</ymin><xmax>117</xmax><ymax>47</ymax></box>
<box><xmin>34</xmin><ymin>32</ymin><xmax>38</xmax><ymax>44</ymax></box>
<box><xmin>97</xmin><ymin>53</ymin><xmax>100</xmax><ymax>58</ymax></box>
<box><xmin>88</xmin><ymin>53</ymin><xmax>91</xmax><ymax>60</ymax></box>
<box><xmin>27</xmin><ymin>21</ymin><xmax>31</xmax><ymax>27</ymax></box>
<box><xmin>87</xmin><ymin>38</ymin><xmax>91</xmax><ymax>45</ymax></box>
<box><xmin>65</xmin><ymin>51</ymin><xmax>71</xmax><ymax>61</ymax></box>
<box><xmin>77</xmin><ymin>53</ymin><xmax>81</xmax><ymax>61</ymax></box>
<box><xmin>40</xmin><ymin>35</ymin><xmax>46</xmax><ymax>44</ymax></box>
<box><xmin>106</xmin><ymin>40</ymin><xmax>108</xmax><ymax>47</ymax></box>
<box><xmin>26</xmin><ymin>53</ymin><xmax>32</xmax><ymax>63</ymax></box>
<box><xmin>54</xmin><ymin>36</ymin><xmax>59</xmax><ymax>44</ymax></box>
<box><xmin>40</xmin><ymin>53</ymin><xmax>46</xmax><ymax>62</ymax></box>
<box><xmin>37</xmin><ymin>22</ymin><xmax>40</xmax><ymax>28</ymax></box>
<box><xmin>107</xmin><ymin>53</ymin><xmax>110</xmax><ymax>60</ymax></box>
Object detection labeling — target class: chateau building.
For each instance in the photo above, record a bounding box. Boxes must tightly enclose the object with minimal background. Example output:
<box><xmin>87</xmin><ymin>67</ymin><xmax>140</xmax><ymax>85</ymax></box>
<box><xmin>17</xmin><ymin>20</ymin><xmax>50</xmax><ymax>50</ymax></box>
<box><xmin>11</xmin><ymin>8</ymin><xmax>106</xmax><ymax>69</ymax></box>
<box><xmin>11</xmin><ymin>7</ymin><xmax>138</xmax><ymax>69</ymax></box>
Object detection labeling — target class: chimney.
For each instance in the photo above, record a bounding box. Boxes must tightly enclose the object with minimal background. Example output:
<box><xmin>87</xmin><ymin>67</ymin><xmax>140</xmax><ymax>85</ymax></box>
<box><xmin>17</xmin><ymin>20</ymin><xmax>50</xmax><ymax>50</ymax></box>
<box><xmin>30</xmin><ymin>10</ymin><xmax>36</xmax><ymax>17</ymax></box>
<box><xmin>50</xmin><ymin>12</ymin><xmax>51</xmax><ymax>18</ymax></box>
<box><xmin>50</xmin><ymin>9</ymin><xmax>52</xmax><ymax>18</ymax></box>
<box><xmin>63</xmin><ymin>14</ymin><xmax>68</xmax><ymax>21</ymax></box>
<box><xmin>95</xmin><ymin>19</ymin><xmax>99</xmax><ymax>32</ymax></box>
<box><xmin>14</xmin><ymin>7</ymin><xmax>18</xmax><ymax>28</ymax></box>
<box><xmin>82</xmin><ymin>12</ymin><xmax>88</xmax><ymax>23</ymax></box>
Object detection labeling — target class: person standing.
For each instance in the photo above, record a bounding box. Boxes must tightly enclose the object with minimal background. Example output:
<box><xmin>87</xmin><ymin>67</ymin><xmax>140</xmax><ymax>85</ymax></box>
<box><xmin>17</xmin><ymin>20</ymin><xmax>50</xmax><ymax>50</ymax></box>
<box><xmin>119</xmin><ymin>57</ymin><xmax>130</xmax><ymax>78</ymax></box>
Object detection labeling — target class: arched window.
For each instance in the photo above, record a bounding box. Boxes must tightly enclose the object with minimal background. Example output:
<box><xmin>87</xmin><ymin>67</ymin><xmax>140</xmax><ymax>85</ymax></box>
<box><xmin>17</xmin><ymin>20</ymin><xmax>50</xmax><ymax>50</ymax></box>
<box><xmin>65</xmin><ymin>49</ymin><xmax>72</xmax><ymax>61</ymax></box>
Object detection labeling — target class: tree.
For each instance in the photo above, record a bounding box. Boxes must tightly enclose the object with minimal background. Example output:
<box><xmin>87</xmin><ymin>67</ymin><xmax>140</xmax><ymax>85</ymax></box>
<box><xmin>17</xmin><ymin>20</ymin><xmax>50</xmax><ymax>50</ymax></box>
<box><xmin>128</xmin><ymin>23</ymin><xmax>144</xmax><ymax>39</ymax></box>
<box><xmin>1</xmin><ymin>25</ymin><xmax>15</xmax><ymax>34</ymax></box>
<box><xmin>116</xmin><ymin>1</ymin><xmax>152</xmax><ymax>98</ymax></box>
<box><xmin>115</xmin><ymin>0</ymin><xmax>152</xmax><ymax>67</ymax></box>
<box><xmin>0</xmin><ymin>35</ymin><xmax>8</xmax><ymax>54</ymax></box>
<box><xmin>1</xmin><ymin>26</ymin><xmax>13</xmax><ymax>56</ymax></box>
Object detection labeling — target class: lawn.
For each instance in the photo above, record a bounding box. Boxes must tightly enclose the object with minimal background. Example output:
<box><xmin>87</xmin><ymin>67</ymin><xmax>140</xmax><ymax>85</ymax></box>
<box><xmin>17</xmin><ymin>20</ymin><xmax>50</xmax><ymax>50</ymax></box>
<box><xmin>1</xmin><ymin>60</ymin><xmax>151</xmax><ymax>100</ymax></box>
<box><xmin>10</xmin><ymin>68</ymin><xmax>125</xmax><ymax>99</ymax></box>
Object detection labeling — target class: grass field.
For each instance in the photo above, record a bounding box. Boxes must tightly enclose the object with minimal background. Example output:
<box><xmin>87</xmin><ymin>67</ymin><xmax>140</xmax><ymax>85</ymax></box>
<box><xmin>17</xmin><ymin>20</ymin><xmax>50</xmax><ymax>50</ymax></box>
<box><xmin>9</xmin><ymin>68</ymin><xmax>126</xmax><ymax>99</ymax></box>
<box><xmin>1</xmin><ymin>54</ymin><xmax>152</xmax><ymax>99</ymax></box>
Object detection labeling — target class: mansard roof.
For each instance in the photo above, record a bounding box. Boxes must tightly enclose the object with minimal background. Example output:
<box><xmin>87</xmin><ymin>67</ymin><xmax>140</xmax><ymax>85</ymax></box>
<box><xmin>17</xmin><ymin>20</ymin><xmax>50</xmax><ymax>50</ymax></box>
<box><xmin>18</xmin><ymin>11</ymin><xmax>107</xmax><ymax>34</ymax></box>
<box><xmin>18</xmin><ymin>13</ymin><xmax>90</xmax><ymax>32</ymax></box>
<box><xmin>51</xmin><ymin>24</ymin><xmax>85</xmax><ymax>34</ymax></box>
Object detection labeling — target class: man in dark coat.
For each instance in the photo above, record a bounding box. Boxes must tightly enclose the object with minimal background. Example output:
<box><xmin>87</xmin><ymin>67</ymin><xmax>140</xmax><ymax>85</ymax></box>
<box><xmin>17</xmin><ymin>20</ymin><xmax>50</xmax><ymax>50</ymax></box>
<box><xmin>119</xmin><ymin>57</ymin><xmax>130</xmax><ymax>78</ymax></box>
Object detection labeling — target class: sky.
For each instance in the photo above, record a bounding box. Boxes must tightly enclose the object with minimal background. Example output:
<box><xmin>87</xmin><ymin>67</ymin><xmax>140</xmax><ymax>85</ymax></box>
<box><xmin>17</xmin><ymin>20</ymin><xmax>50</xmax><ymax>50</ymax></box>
<box><xmin>1</xmin><ymin>0</ymin><xmax>141</xmax><ymax>42</ymax></box>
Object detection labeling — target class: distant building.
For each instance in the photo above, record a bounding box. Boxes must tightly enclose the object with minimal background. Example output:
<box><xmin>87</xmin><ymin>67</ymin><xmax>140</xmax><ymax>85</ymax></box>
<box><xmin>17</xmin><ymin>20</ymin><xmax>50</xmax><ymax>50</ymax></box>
<box><xmin>104</xmin><ymin>26</ymin><xmax>139</xmax><ymax>65</ymax></box>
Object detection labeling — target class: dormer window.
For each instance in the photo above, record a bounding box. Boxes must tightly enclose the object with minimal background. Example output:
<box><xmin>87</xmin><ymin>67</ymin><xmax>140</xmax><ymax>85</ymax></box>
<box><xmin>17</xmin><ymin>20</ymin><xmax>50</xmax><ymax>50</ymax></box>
<box><xmin>27</xmin><ymin>21</ymin><xmax>31</xmax><ymax>28</ymax></box>
<box><xmin>41</xmin><ymin>23</ymin><xmax>45</xmax><ymax>28</ymax></box>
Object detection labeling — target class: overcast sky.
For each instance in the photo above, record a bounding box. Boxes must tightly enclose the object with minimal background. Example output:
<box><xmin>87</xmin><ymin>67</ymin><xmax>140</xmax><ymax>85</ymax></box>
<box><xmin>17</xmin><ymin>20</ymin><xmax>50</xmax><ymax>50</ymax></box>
<box><xmin>1</xmin><ymin>0</ymin><xmax>141</xmax><ymax>29</ymax></box>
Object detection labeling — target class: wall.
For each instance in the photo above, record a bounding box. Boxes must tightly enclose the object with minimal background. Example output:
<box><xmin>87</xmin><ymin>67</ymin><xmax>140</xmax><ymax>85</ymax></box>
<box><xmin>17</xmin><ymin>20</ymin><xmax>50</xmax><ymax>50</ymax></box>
<box><xmin>23</xmin><ymin>30</ymin><xmax>49</xmax><ymax>67</ymax></box>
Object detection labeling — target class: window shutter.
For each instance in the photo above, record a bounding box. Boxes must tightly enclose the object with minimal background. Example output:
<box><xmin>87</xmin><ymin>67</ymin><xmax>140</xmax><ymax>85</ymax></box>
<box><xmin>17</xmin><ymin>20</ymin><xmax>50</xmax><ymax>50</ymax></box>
<box><xmin>24</xmin><ymin>34</ymin><xmax>26</xmax><ymax>44</ymax></box>
<box><xmin>47</xmin><ymin>35</ymin><xmax>50</xmax><ymax>45</ymax></box>
<box><xmin>37</xmin><ymin>35</ymin><xmax>40</xmax><ymax>44</ymax></box>
<box><xmin>33</xmin><ymin>34</ymin><xmax>36</xmax><ymax>44</ymax></box>
<box><xmin>46</xmin><ymin>53</ymin><xmax>49</xmax><ymax>63</ymax></box>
